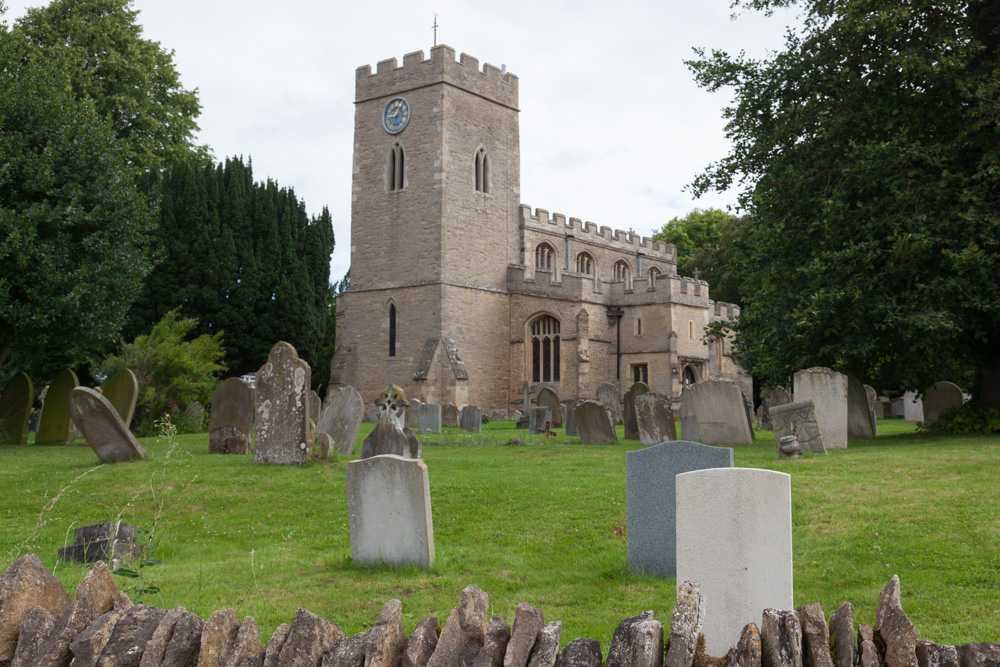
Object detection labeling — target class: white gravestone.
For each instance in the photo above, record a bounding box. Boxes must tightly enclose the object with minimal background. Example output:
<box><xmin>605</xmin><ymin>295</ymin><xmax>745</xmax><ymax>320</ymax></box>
<box><xmin>794</xmin><ymin>367</ymin><xmax>848</xmax><ymax>449</ymax></box>
<box><xmin>902</xmin><ymin>390</ymin><xmax>924</xmax><ymax>422</ymax></box>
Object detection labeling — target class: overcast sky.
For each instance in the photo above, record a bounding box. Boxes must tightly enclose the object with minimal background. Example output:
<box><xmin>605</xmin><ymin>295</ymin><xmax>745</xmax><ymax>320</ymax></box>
<box><xmin>2</xmin><ymin>0</ymin><xmax>800</xmax><ymax>282</ymax></box>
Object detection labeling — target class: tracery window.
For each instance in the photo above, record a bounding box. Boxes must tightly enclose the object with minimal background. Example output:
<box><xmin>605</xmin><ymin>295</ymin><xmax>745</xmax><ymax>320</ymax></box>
<box><xmin>576</xmin><ymin>252</ymin><xmax>594</xmax><ymax>275</ymax></box>
<box><xmin>530</xmin><ymin>315</ymin><xmax>561</xmax><ymax>383</ymax></box>
<box><xmin>613</xmin><ymin>260</ymin><xmax>630</xmax><ymax>282</ymax></box>
<box><xmin>474</xmin><ymin>148</ymin><xmax>490</xmax><ymax>193</ymax></box>
<box><xmin>535</xmin><ymin>243</ymin><xmax>555</xmax><ymax>270</ymax></box>
<box><xmin>388</xmin><ymin>142</ymin><xmax>405</xmax><ymax>191</ymax></box>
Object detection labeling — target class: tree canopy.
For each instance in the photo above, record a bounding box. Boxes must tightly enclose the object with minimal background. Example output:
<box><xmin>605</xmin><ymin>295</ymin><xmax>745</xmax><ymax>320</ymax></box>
<box><xmin>652</xmin><ymin>208</ymin><xmax>743</xmax><ymax>304</ymax></box>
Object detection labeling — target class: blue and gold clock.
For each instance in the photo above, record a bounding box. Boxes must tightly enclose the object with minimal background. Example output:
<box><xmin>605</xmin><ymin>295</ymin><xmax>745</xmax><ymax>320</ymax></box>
<box><xmin>383</xmin><ymin>97</ymin><xmax>410</xmax><ymax>134</ymax></box>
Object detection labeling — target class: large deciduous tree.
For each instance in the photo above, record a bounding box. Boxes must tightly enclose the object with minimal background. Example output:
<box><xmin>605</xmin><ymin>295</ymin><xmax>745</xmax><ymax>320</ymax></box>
<box><xmin>689</xmin><ymin>0</ymin><xmax>1000</xmax><ymax>406</ymax></box>
<box><xmin>652</xmin><ymin>208</ymin><xmax>744</xmax><ymax>304</ymax></box>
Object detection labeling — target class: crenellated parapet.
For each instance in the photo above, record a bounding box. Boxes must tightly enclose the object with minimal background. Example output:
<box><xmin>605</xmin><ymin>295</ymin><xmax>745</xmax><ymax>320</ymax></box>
<box><xmin>356</xmin><ymin>45</ymin><xmax>518</xmax><ymax>109</ymax></box>
<box><xmin>519</xmin><ymin>205</ymin><xmax>675</xmax><ymax>261</ymax></box>
<box><xmin>711</xmin><ymin>301</ymin><xmax>741</xmax><ymax>321</ymax></box>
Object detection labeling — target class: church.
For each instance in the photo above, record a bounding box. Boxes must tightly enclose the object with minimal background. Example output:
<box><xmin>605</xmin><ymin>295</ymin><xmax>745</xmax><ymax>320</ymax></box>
<box><xmin>328</xmin><ymin>45</ymin><xmax>750</xmax><ymax>412</ymax></box>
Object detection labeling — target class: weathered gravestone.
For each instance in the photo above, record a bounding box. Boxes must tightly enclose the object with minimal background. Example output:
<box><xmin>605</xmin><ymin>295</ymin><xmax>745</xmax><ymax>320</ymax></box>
<box><xmin>676</xmin><ymin>468</ymin><xmax>793</xmax><ymax>657</ymax></box>
<box><xmin>564</xmin><ymin>399</ymin><xmax>583</xmax><ymax>436</ymax></box>
<box><xmin>312</xmin><ymin>432</ymin><xmax>334</xmax><ymax>460</ymax></box>
<box><xmin>57</xmin><ymin>522</ymin><xmax>143</xmax><ymax>564</ymax></box>
<box><xmin>924</xmin><ymin>381</ymin><xmax>964</xmax><ymax>425</ymax></box>
<box><xmin>35</xmin><ymin>369</ymin><xmax>79</xmax><ymax>446</ymax></box>
<box><xmin>418</xmin><ymin>403</ymin><xmax>442</xmax><ymax>435</ymax></box>
<box><xmin>623</xmin><ymin>382</ymin><xmax>651</xmax><ymax>440</ymax></box>
<box><xmin>0</xmin><ymin>372</ymin><xmax>33</xmax><ymax>445</ymax></box>
<box><xmin>634</xmin><ymin>392</ymin><xmax>676</xmax><ymax>445</ymax></box>
<box><xmin>597</xmin><ymin>382</ymin><xmax>622</xmax><ymax>425</ymax></box>
<box><xmin>254</xmin><ymin>342</ymin><xmax>311</xmax><ymax>466</ymax></box>
<box><xmin>530</xmin><ymin>406</ymin><xmax>551</xmax><ymax>434</ymax></box>
<box><xmin>794</xmin><ymin>367</ymin><xmax>848</xmax><ymax>449</ymax></box>
<box><xmin>574</xmin><ymin>401</ymin><xmax>617</xmax><ymax>445</ymax></box>
<box><xmin>626</xmin><ymin>441</ymin><xmax>733</xmax><ymax>578</ymax></box>
<box><xmin>309</xmin><ymin>389</ymin><xmax>322</xmax><ymax>436</ymax></box>
<box><xmin>678</xmin><ymin>387</ymin><xmax>700</xmax><ymax>442</ymax></box>
<box><xmin>459</xmin><ymin>406</ymin><xmax>481</xmax><ymax>433</ymax></box>
<box><xmin>770</xmin><ymin>400</ymin><xmax>826</xmax><ymax>454</ymax></box>
<box><xmin>756</xmin><ymin>387</ymin><xmax>791</xmax><ymax>432</ymax></box>
<box><xmin>864</xmin><ymin>384</ymin><xmax>879</xmax><ymax>419</ymax></box>
<box><xmin>346</xmin><ymin>455</ymin><xmax>435</xmax><ymax>567</ymax></box>
<box><xmin>405</xmin><ymin>398</ymin><xmax>422</xmax><ymax>431</ymax></box>
<box><xmin>890</xmin><ymin>396</ymin><xmax>905</xmax><ymax>418</ymax></box>
<box><xmin>102</xmin><ymin>368</ymin><xmax>139</xmax><ymax>430</ymax></box>
<box><xmin>902</xmin><ymin>390</ymin><xmax>924</xmax><ymax>422</ymax></box>
<box><xmin>535</xmin><ymin>387</ymin><xmax>562</xmax><ymax>427</ymax></box>
<box><xmin>847</xmin><ymin>374</ymin><xmax>877</xmax><ymax>440</ymax></box>
<box><xmin>489</xmin><ymin>409</ymin><xmax>508</xmax><ymax>422</ymax></box>
<box><xmin>208</xmin><ymin>377</ymin><xmax>254</xmax><ymax>454</ymax></box>
<box><xmin>317</xmin><ymin>386</ymin><xmax>364</xmax><ymax>456</ymax></box>
<box><xmin>875</xmin><ymin>395</ymin><xmax>889</xmax><ymax>419</ymax></box>
<box><xmin>361</xmin><ymin>384</ymin><xmax>419</xmax><ymax>460</ymax></box>
<box><xmin>441</xmin><ymin>403</ymin><xmax>459</xmax><ymax>428</ymax></box>
<box><xmin>68</xmin><ymin>387</ymin><xmax>148</xmax><ymax>462</ymax></box>
<box><xmin>687</xmin><ymin>380</ymin><xmax>754</xmax><ymax>445</ymax></box>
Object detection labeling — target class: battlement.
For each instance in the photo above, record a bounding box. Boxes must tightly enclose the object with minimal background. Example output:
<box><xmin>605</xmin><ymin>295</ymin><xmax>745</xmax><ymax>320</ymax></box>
<box><xmin>711</xmin><ymin>301</ymin><xmax>741</xmax><ymax>320</ymax></box>
<box><xmin>519</xmin><ymin>205</ymin><xmax>675</xmax><ymax>261</ymax></box>
<box><xmin>356</xmin><ymin>45</ymin><xmax>519</xmax><ymax>109</ymax></box>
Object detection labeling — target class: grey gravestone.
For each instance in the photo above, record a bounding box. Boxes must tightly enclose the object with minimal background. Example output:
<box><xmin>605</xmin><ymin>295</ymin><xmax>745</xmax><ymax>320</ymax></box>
<box><xmin>361</xmin><ymin>420</ymin><xmax>414</xmax><ymax>460</ymax></box>
<box><xmin>574</xmin><ymin>401</ymin><xmax>617</xmax><ymax>445</ymax></box>
<box><xmin>875</xmin><ymin>396</ymin><xmax>889</xmax><ymax>419</ymax></box>
<box><xmin>530</xmin><ymin>406</ymin><xmax>551</xmax><ymax>433</ymax></box>
<box><xmin>634</xmin><ymin>392</ymin><xmax>676</xmax><ymax>445</ymax></box>
<box><xmin>346</xmin><ymin>455</ymin><xmax>434</xmax><ymax>567</ymax></box>
<box><xmin>102</xmin><ymin>368</ymin><xmax>139</xmax><ymax>430</ymax></box>
<box><xmin>68</xmin><ymin>387</ymin><xmax>148</xmax><ymax>462</ymax></box>
<box><xmin>489</xmin><ymin>409</ymin><xmax>508</xmax><ymax>421</ymax></box>
<box><xmin>760</xmin><ymin>387</ymin><xmax>791</xmax><ymax>432</ymax></box>
<box><xmin>924</xmin><ymin>381</ymin><xmax>964</xmax><ymax>425</ymax></box>
<box><xmin>864</xmin><ymin>385</ymin><xmax>879</xmax><ymax>420</ymax></box>
<box><xmin>57</xmin><ymin>523</ymin><xmax>143</xmax><ymax>564</ymax></box>
<box><xmin>254</xmin><ymin>341</ymin><xmax>311</xmax><ymax>465</ymax></box>
<box><xmin>441</xmin><ymin>403</ymin><xmax>459</xmax><ymax>428</ymax></box>
<box><xmin>687</xmin><ymin>380</ymin><xmax>754</xmax><ymax>445</ymax></box>
<box><xmin>890</xmin><ymin>397</ymin><xmax>905</xmax><ymax>418</ymax></box>
<box><xmin>846</xmin><ymin>374</ymin><xmax>877</xmax><ymax>440</ymax></box>
<box><xmin>36</xmin><ymin>369</ymin><xmax>79</xmax><ymax>446</ymax></box>
<box><xmin>678</xmin><ymin>387</ymin><xmax>700</xmax><ymax>442</ymax></box>
<box><xmin>564</xmin><ymin>400</ymin><xmax>583</xmax><ymax>436</ymax></box>
<box><xmin>404</xmin><ymin>427</ymin><xmax>422</xmax><ymax>458</ymax></box>
<box><xmin>418</xmin><ymin>403</ymin><xmax>442</xmax><ymax>434</ymax></box>
<box><xmin>597</xmin><ymin>382</ymin><xmax>622</xmax><ymax>425</ymax></box>
<box><xmin>459</xmin><ymin>406</ymin><xmax>481</xmax><ymax>433</ymax></box>
<box><xmin>623</xmin><ymin>382</ymin><xmax>651</xmax><ymax>440</ymax></box>
<box><xmin>794</xmin><ymin>367</ymin><xmax>848</xmax><ymax>449</ymax></box>
<box><xmin>318</xmin><ymin>386</ymin><xmax>364</xmax><ymax>456</ymax></box>
<box><xmin>536</xmin><ymin>387</ymin><xmax>562</xmax><ymax>427</ymax></box>
<box><xmin>770</xmin><ymin>400</ymin><xmax>826</xmax><ymax>454</ymax></box>
<box><xmin>626</xmin><ymin>441</ymin><xmax>733</xmax><ymax>577</ymax></box>
<box><xmin>0</xmin><ymin>372</ymin><xmax>33</xmax><ymax>445</ymax></box>
<box><xmin>209</xmin><ymin>377</ymin><xmax>254</xmax><ymax>454</ymax></box>
<box><xmin>310</xmin><ymin>389</ymin><xmax>322</xmax><ymax>429</ymax></box>
<box><xmin>364</xmin><ymin>408</ymin><xmax>378</xmax><ymax>423</ymax></box>
<box><xmin>405</xmin><ymin>399</ymin><xmax>422</xmax><ymax>431</ymax></box>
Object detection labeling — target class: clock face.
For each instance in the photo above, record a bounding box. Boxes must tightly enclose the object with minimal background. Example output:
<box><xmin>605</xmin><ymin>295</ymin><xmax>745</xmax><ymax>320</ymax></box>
<box><xmin>383</xmin><ymin>97</ymin><xmax>410</xmax><ymax>134</ymax></box>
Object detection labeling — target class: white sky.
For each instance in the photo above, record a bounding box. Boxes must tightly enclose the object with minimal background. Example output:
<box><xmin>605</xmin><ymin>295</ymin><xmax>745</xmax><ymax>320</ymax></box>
<box><xmin>2</xmin><ymin>0</ymin><xmax>800</xmax><ymax>282</ymax></box>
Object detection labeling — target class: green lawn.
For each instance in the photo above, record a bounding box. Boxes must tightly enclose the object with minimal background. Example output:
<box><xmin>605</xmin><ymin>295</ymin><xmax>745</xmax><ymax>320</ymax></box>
<box><xmin>0</xmin><ymin>418</ymin><xmax>997</xmax><ymax>651</ymax></box>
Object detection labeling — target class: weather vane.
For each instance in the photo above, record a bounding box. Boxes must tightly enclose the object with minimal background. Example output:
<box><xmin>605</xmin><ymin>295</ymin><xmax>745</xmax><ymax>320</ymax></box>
<box><xmin>432</xmin><ymin>13</ymin><xmax>439</xmax><ymax>47</ymax></box>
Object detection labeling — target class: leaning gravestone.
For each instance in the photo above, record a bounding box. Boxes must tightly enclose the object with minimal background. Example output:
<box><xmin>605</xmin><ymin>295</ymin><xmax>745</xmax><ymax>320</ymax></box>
<box><xmin>687</xmin><ymin>380</ymin><xmax>754</xmax><ymax>445</ymax></box>
<box><xmin>418</xmin><ymin>403</ymin><xmax>442</xmax><ymax>435</ymax></box>
<box><xmin>770</xmin><ymin>400</ymin><xmax>826</xmax><ymax>454</ymax></box>
<box><xmin>902</xmin><ymin>391</ymin><xmax>923</xmax><ymax>422</ymax></box>
<box><xmin>346</xmin><ymin>455</ymin><xmax>434</xmax><ymax>567</ymax></box>
<box><xmin>846</xmin><ymin>374</ymin><xmax>877</xmax><ymax>440</ymax></box>
<box><xmin>68</xmin><ymin>387</ymin><xmax>148</xmax><ymax>462</ymax></box>
<box><xmin>441</xmin><ymin>403</ymin><xmax>459</xmax><ymax>428</ymax></box>
<box><xmin>864</xmin><ymin>384</ymin><xmax>879</xmax><ymax>419</ymax></box>
<box><xmin>102</xmin><ymin>368</ymin><xmax>139</xmax><ymax>430</ymax></box>
<box><xmin>678</xmin><ymin>387</ymin><xmax>700</xmax><ymax>442</ymax></box>
<box><xmin>924</xmin><ymin>381</ymin><xmax>964</xmax><ymax>425</ymax></box>
<box><xmin>597</xmin><ymin>382</ymin><xmax>622</xmax><ymax>425</ymax></box>
<box><xmin>317</xmin><ymin>386</ymin><xmax>364</xmax><ymax>456</ymax></box>
<box><xmin>535</xmin><ymin>387</ymin><xmax>563</xmax><ymax>427</ymax></box>
<box><xmin>35</xmin><ymin>369</ymin><xmax>79</xmax><ymax>446</ymax></box>
<box><xmin>0</xmin><ymin>372</ymin><xmax>33</xmax><ymax>445</ymax></box>
<box><xmin>459</xmin><ymin>406</ymin><xmax>481</xmax><ymax>433</ymax></box>
<box><xmin>254</xmin><ymin>341</ymin><xmax>311</xmax><ymax>465</ymax></box>
<box><xmin>626</xmin><ymin>441</ymin><xmax>733</xmax><ymax>578</ymax></box>
<box><xmin>676</xmin><ymin>468</ymin><xmax>793</xmax><ymax>657</ymax></box>
<box><xmin>623</xmin><ymin>382</ymin><xmax>651</xmax><ymax>440</ymax></box>
<box><xmin>574</xmin><ymin>401</ymin><xmax>617</xmax><ymax>445</ymax></box>
<box><xmin>208</xmin><ymin>377</ymin><xmax>254</xmax><ymax>454</ymax></box>
<box><xmin>794</xmin><ymin>367</ymin><xmax>848</xmax><ymax>449</ymax></box>
<box><xmin>634</xmin><ymin>392</ymin><xmax>676</xmax><ymax>445</ymax></box>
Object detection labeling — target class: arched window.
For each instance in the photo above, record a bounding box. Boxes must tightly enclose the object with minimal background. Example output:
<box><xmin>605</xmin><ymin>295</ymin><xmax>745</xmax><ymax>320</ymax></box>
<box><xmin>388</xmin><ymin>142</ymin><xmax>405</xmax><ymax>191</ymax></box>
<box><xmin>474</xmin><ymin>148</ymin><xmax>490</xmax><ymax>193</ymax></box>
<box><xmin>613</xmin><ymin>260</ymin><xmax>630</xmax><ymax>282</ymax></box>
<box><xmin>529</xmin><ymin>315</ymin><xmax>561</xmax><ymax>384</ymax></box>
<box><xmin>683</xmin><ymin>365</ymin><xmax>697</xmax><ymax>386</ymax></box>
<box><xmin>535</xmin><ymin>243</ymin><xmax>555</xmax><ymax>270</ymax></box>
<box><xmin>388</xmin><ymin>304</ymin><xmax>397</xmax><ymax>357</ymax></box>
<box><xmin>648</xmin><ymin>266</ymin><xmax>661</xmax><ymax>281</ymax></box>
<box><xmin>576</xmin><ymin>252</ymin><xmax>594</xmax><ymax>275</ymax></box>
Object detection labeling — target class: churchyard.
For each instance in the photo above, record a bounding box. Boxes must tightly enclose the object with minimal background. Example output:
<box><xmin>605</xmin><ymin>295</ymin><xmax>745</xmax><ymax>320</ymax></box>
<box><xmin>0</xmin><ymin>417</ymin><xmax>997</xmax><ymax>652</ymax></box>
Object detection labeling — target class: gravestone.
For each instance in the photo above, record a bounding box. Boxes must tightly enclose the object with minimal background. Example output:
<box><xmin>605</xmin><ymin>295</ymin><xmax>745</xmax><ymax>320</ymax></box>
<box><xmin>564</xmin><ymin>399</ymin><xmax>583</xmax><ymax>436</ymax></box>
<box><xmin>68</xmin><ymin>387</ymin><xmax>148</xmax><ymax>462</ymax></box>
<box><xmin>57</xmin><ymin>523</ymin><xmax>143</xmax><ymax>564</ymax></box>
<box><xmin>890</xmin><ymin>397</ymin><xmax>905</xmax><ymax>418</ymax></box>
<box><xmin>489</xmin><ymin>409</ymin><xmax>508</xmax><ymax>421</ymax></box>
<box><xmin>626</xmin><ymin>441</ymin><xmax>733</xmax><ymax>578</ymax></box>
<box><xmin>770</xmin><ymin>400</ymin><xmax>826</xmax><ymax>454</ymax></box>
<box><xmin>846</xmin><ymin>374</ymin><xmax>877</xmax><ymax>440</ymax></box>
<box><xmin>35</xmin><ymin>369</ymin><xmax>79</xmax><ymax>446</ymax></box>
<box><xmin>875</xmin><ymin>396</ymin><xmax>889</xmax><ymax>420</ymax></box>
<box><xmin>687</xmin><ymin>380</ymin><xmax>754</xmax><ymax>445</ymax></box>
<box><xmin>346</xmin><ymin>455</ymin><xmax>434</xmax><ymax>567</ymax></box>
<box><xmin>623</xmin><ymin>382</ymin><xmax>651</xmax><ymax>440</ymax></box>
<box><xmin>634</xmin><ymin>392</ymin><xmax>676</xmax><ymax>445</ymax></box>
<box><xmin>0</xmin><ymin>372</ymin><xmax>33</xmax><ymax>445</ymax></box>
<box><xmin>530</xmin><ymin>406</ymin><xmax>551</xmax><ymax>434</ymax></box>
<box><xmin>361</xmin><ymin>384</ymin><xmax>417</xmax><ymax>460</ymax></box>
<box><xmin>103</xmin><ymin>368</ymin><xmax>139</xmax><ymax>430</ymax></box>
<box><xmin>459</xmin><ymin>406</ymin><xmax>481</xmax><ymax>433</ymax></box>
<box><xmin>536</xmin><ymin>387</ymin><xmax>562</xmax><ymax>427</ymax></box>
<box><xmin>312</xmin><ymin>432</ymin><xmax>334</xmax><ymax>460</ymax></box>
<box><xmin>574</xmin><ymin>401</ymin><xmax>617</xmax><ymax>445</ymax></box>
<box><xmin>418</xmin><ymin>403</ymin><xmax>442</xmax><ymax>434</ymax></box>
<box><xmin>794</xmin><ymin>367</ymin><xmax>848</xmax><ymax>449</ymax></box>
<box><xmin>254</xmin><ymin>341</ymin><xmax>311</xmax><ymax>465</ymax></box>
<box><xmin>310</xmin><ymin>389</ymin><xmax>322</xmax><ymax>430</ymax></box>
<box><xmin>924</xmin><ymin>381</ymin><xmax>964</xmax><ymax>425</ymax></box>
<box><xmin>405</xmin><ymin>399</ymin><xmax>422</xmax><ymax>431</ymax></box>
<box><xmin>377</xmin><ymin>385</ymin><xmax>408</xmax><ymax>429</ymax></box>
<box><xmin>676</xmin><ymin>468</ymin><xmax>793</xmax><ymax>657</ymax></box>
<box><xmin>678</xmin><ymin>387</ymin><xmax>700</xmax><ymax>442</ymax></box>
<box><xmin>441</xmin><ymin>403</ymin><xmax>459</xmax><ymax>428</ymax></box>
<box><xmin>864</xmin><ymin>385</ymin><xmax>879</xmax><ymax>420</ymax></box>
<box><xmin>209</xmin><ymin>377</ymin><xmax>254</xmax><ymax>454</ymax></box>
<box><xmin>902</xmin><ymin>391</ymin><xmax>924</xmax><ymax>422</ymax></box>
<box><xmin>317</xmin><ymin>386</ymin><xmax>364</xmax><ymax>456</ymax></box>
<box><xmin>364</xmin><ymin>408</ymin><xmax>378</xmax><ymax>423</ymax></box>
<box><xmin>757</xmin><ymin>387</ymin><xmax>792</xmax><ymax>432</ymax></box>
<box><xmin>597</xmin><ymin>382</ymin><xmax>622</xmax><ymax>425</ymax></box>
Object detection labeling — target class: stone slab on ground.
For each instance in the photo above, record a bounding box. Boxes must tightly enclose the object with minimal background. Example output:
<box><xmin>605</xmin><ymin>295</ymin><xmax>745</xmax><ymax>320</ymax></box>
<box><xmin>634</xmin><ymin>392</ymin><xmax>676</xmax><ymax>445</ymax></box>
<box><xmin>68</xmin><ymin>388</ymin><xmax>148</xmax><ymax>463</ymax></box>
<box><xmin>254</xmin><ymin>342</ymin><xmax>311</xmax><ymax>465</ymax></box>
<box><xmin>573</xmin><ymin>401</ymin><xmax>617</xmax><ymax>445</ymax></box>
<box><xmin>318</xmin><ymin>386</ymin><xmax>365</xmax><ymax>456</ymax></box>
<box><xmin>687</xmin><ymin>380</ymin><xmax>753</xmax><ymax>445</ymax></box>
<box><xmin>209</xmin><ymin>377</ymin><xmax>254</xmax><ymax>455</ymax></box>
<box><xmin>794</xmin><ymin>367</ymin><xmax>848</xmax><ymax>450</ymax></box>
<box><xmin>36</xmin><ymin>369</ymin><xmax>80</xmax><ymax>446</ymax></box>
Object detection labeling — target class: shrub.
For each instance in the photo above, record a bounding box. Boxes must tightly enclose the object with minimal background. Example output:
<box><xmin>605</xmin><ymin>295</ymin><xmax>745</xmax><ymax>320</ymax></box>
<box><xmin>923</xmin><ymin>405</ymin><xmax>1000</xmax><ymax>435</ymax></box>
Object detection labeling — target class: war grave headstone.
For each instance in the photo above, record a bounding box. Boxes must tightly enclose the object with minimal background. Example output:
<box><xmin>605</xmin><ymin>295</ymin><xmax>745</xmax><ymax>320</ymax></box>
<box><xmin>208</xmin><ymin>377</ymin><xmax>254</xmax><ymax>454</ymax></box>
<box><xmin>57</xmin><ymin>523</ymin><xmax>143</xmax><ymax>564</ymax></box>
<box><xmin>530</xmin><ymin>406</ymin><xmax>551</xmax><ymax>434</ymax></box>
<box><xmin>597</xmin><ymin>382</ymin><xmax>622</xmax><ymax>424</ymax></box>
<box><xmin>924</xmin><ymin>381</ymin><xmax>964</xmax><ymax>425</ymax></box>
<box><xmin>623</xmin><ymin>382</ymin><xmax>651</xmax><ymax>440</ymax></box>
<box><xmin>769</xmin><ymin>400</ymin><xmax>826</xmax><ymax>454</ymax></box>
<box><xmin>361</xmin><ymin>384</ymin><xmax>417</xmax><ymax>460</ymax></box>
<box><xmin>254</xmin><ymin>342</ymin><xmax>311</xmax><ymax>465</ymax></box>
<box><xmin>35</xmin><ymin>369</ymin><xmax>79</xmax><ymax>446</ymax></box>
<box><xmin>317</xmin><ymin>386</ymin><xmax>364</xmax><ymax>456</ymax></box>
<box><xmin>756</xmin><ymin>387</ymin><xmax>790</xmax><ymax>432</ymax></box>
<box><xmin>846</xmin><ymin>374</ymin><xmax>877</xmax><ymax>440</ymax></box>
<box><xmin>678</xmin><ymin>387</ymin><xmax>700</xmax><ymax>442</ymax></box>
<box><xmin>902</xmin><ymin>391</ymin><xmax>924</xmax><ymax>422</ymax></box>
<box><xmin>68</xmin><ymin>387</ymin><xmax>148</xmax><ymax>462</ymax></box>
<box><xmin>634</xmin><ymin>392</ymin><xmax>676</xmax><ymax>445</ymax></box>
<box><xmin>441</xmin><ymin>403</ymin><xmax>459</xmax><ymax>428</ymax></box>
<box><xmin>564</xmin><ymin>399</ymin><xmax>583</xmax><ymax>436</ymax></box>
<box><xmin>794</xmin><ymin>367</ymin><xmax>848</xmax><ymax>449</ymax></box>
<box><xmin>687</xmin><ymin>380</ymin><xmax>754</xmax><ymax>445</ymax></box>
<box><xmin>626</xmin><ymin>441</ymin><xmax>733</xmax><ymax>578</ymax></box>
<box><xmin>536</xmin><ymin>387</ymin><xmax>562</xmax><ymax>427</ymax></box>
<box><xmin>0</xmin><ymin>372</ymin><xmax>33</xmax><ymax>445</ymax></box>
<box><xmin>676</xmin><ymin>467</ymin><xmax>793</xmax><ymax>657</ymax></box>
<box><xmin>346</xmin><ymin>455</ymin><xmax>435</xmax><ymax>567</ymax></box>
<box><xmin>574</xmin><ymin>401</ymin><xmax>617</xmax><ymax>445</ymax></box>
<box><xmin>102</xmin><ymin>368</ymin><xmax>139</xmax><ymax>430</ymax></box>
<box><xmin>459</xmin><ymin>406</ymin><xmax>481</xmax><ymax>433</ymax></box>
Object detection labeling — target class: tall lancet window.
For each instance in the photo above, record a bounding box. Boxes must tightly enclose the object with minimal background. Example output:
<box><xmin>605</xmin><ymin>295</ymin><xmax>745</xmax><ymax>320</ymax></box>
<box><xmin>388</xmin><ymin>142</ymin><xmax>405</xmax><ymax>191</ymax></box>
<box><xmin>475</xmin><ymin>148</ymin><xmax>490</xmax><ymax>193</ymax></box>
<box><xmin>530</xmin><ymin>315</ymin><xmax>561</xmax><ymax>384</ymax></box>
<box><xmin>388</xmin><ymin>304</ymin><xmax>397</xmax><ymax>357</ymax></box>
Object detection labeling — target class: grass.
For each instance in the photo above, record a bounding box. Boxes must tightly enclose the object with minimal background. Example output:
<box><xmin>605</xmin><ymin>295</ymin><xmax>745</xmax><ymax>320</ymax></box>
<box><xmin>1</xmin><ymin>418</ymin><xmax>997</xmax><ymax>651</ymax></box>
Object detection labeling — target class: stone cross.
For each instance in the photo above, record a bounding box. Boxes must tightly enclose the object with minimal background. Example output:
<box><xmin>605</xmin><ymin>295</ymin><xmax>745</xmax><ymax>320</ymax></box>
<box><xmin>693</xmin><ymin>268</ymin><xmax>700</xmax><ymax>281</ymax></box>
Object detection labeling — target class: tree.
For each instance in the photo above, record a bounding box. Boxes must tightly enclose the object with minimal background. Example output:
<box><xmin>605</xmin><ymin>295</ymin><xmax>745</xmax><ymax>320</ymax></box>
<box><xmin>13</xmin><ymin>0</ymin><xmax>208</xmax><ymax>173</ymax></box>
<box><xmin>312</xmin><ymin>270</ymin><xmax>350</xmax><ymax>391</ymax></box>
<box><xmin>688</xmin><ymin>0</ymin><xmax>1000</xmax><ymax>407</ymax></box>
<box><xmin>0</xmin><ymin>12</ymin><xmax>156</xmax><ymax>384</ymax></box>
<box><xmin>652</xmin><ymin>208</ymin><xmax>744</xmax><ymax>304</ymax></box>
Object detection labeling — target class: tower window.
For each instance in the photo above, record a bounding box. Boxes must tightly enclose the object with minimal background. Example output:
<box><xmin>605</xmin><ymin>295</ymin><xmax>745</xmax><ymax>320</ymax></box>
<box><xmin>632</xmin><ymin>363</ymin><xmax>648</xmax><ymax>384</ymax></box>
<box><xmin>475</xmin><ymin>148</ymin><xmax>490</xmax><ymax>193</ymax></box>
<box><xmin>613</xmin><ymin>260</ymin><xmax>630</xmax><ymax>282</ymax></box>
<box><xmin>636</xmin><ymin>317</ymin><xmax>642</xmax><ymax>336</ymax></box>
<box><xmin>388</xmin><ymin>142</ymin><xmax>405</xmax><ymax>191</ymax></box>
<box><xmin>529</xmin><ymin>315</ymin><xmax>561</xmax><ymax>383</ymax></box>
<box><xmin>535</xmin><ymin>243</ymin><xmax>555</xmax><ymax>270</ymax></box>
<box><xmin>689</xmin><ymin>321</ymin><xmax>695</xmax><ymax>339</ymax></box>
<box><xmin>388</xmin><ymin>304</ymin><xmax>397</xmax><ymax>357</ymax></box>
<box><xmin>576</xmin><ymin>252</ymin><xmax>594</xmax><ymax>275</ymax></box>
